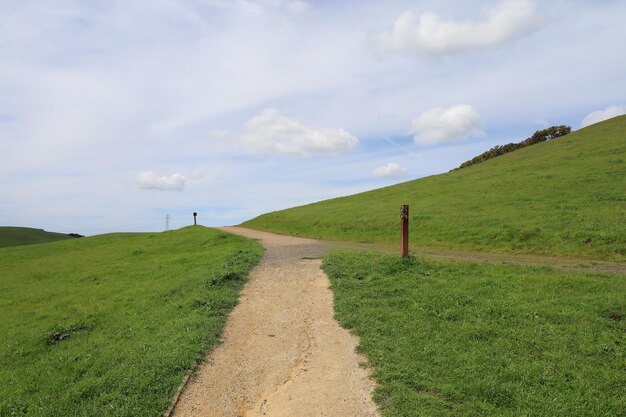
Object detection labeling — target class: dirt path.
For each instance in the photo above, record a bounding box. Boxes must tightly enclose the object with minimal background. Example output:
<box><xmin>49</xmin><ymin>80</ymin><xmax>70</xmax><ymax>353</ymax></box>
<box><xmin>172</xmin><ymin>227</ymin><xmax>380</xmax><ymax>417</ymax></box>
<box><xmin>314</xmin><ymin>240</ymin><xmax>626</xmax><ymax>275</ymax></box>
<box><xmin>171</xmin><ymin>226</ymin><xmax>623</xmax><ymax>416</ymax></box>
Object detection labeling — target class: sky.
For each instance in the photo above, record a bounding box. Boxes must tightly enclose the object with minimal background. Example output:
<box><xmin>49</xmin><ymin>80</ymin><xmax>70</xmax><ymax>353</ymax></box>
<box><xmin>1</xmin><ymin>0</ymin><xmax>625</xmax><ymax>235</ymax></box>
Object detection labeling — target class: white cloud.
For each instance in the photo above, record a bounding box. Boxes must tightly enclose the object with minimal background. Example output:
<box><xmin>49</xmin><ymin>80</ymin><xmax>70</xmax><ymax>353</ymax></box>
<box><xmin>411</xmin><ymin>104</ymin><xmax>484</xmax><ymax>145</ymax></box>
<box><xmin>377</xmin><ymin>0</ymin><xmax>538</xmax><ymax>55</ymax></box>
<box><xmin>2</xmin><ymin>1</ymin><xmax>626</xmax><ymax>234</ymax></box>
<box><xmin>242</xmin><ymin>108</ymin><xmax>358</xmax><ymax>156</ymax></box>
<box><xmin>581</xmin><ymin>104</ymin><xmax>626</xmax><ymax>128</ymax></box>
<box><xmin>373</xmin><ymin>162</ymin><xmax>408</xmax><ymax>179</ymax></box>
<box><xmin>286</xmin><ymin>0</ymin><xmax>309</xmax><ymax>14</ymax></box>
<box><xmin>136</xmin><ymin>172</ymin><xmax>186</xmax><ymax>191</ymax></box>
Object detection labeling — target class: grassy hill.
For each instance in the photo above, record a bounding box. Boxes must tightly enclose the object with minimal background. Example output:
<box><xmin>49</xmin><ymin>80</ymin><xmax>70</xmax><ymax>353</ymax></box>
<box><xmin>323</xmin><ymin>250</ymin><xmax>625</xmax><ymax>416</ymax></box>
<box><xmin>0</xmin><ymin>226</ymin><xmax>77</xmax><ymax>248</ymax></box>
<box><xmin>244</xmin><ymin>116</ymin><xmax>626</xmax><ymax>260</ymax></box>
<box><xmin>0</xmin><ymin>226</ymin><xmax>263</xmax><ymax>416</ymax></box>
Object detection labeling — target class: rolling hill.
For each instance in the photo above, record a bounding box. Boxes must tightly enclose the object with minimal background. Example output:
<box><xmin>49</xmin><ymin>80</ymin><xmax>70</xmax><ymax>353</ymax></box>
<box><xmin>244</xmin><ymin>115</ymin><xmax>626</xmax><ymax>260</ymax></box>
<box><xmin>0</xmin><ymin>226</ymin><xmax>262</xmax><ymax>415</ymax></box>
<box><xmin>0</xmin><ymin>226</ymin><xmax>78</xmax><ymax>248</ymax></box>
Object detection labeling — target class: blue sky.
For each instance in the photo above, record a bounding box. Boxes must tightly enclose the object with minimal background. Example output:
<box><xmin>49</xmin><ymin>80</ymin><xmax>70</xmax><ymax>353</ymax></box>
<box><xmin>1</xmin><ymin>0</ymin><xmax>625</xmax><ymax>235</ymax></box>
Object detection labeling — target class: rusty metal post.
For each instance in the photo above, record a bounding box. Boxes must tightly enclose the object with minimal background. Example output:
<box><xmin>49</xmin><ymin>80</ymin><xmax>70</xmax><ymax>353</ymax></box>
<box><xmin>400</xmin><ymin>205</ymin><xmax>409</xmax><ymax>257</ymax></box>
<box><xmin>193</xmin><ymin>212</ymin><xmax>197</xmax><ymax>226</ymax></box>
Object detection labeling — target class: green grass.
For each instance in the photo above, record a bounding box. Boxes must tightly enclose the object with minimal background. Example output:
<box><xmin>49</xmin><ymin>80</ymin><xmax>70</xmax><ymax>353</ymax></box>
<box><xmin>0</xmin><ymin>227</ymin><xmax>76</xmax><ymax>248</ymax></box>
<box><xmin>0</xmin><ymin>226</ymin><xmax>263</xmax><ymax>416</ymax></box>
<box><xmin>245</xmin><ymin>115</ymin><xmax>626</xmax><ymax>260</ymax></box>
<box><xmin>323</xmin><ymin>250</ymin><xmax>625</xmax><ymax>417</ymax></box>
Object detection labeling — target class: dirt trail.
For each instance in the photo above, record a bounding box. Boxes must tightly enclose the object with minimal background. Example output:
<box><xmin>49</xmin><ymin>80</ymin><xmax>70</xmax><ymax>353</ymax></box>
<box><xmin>172</xmin><ymin>227</ymin><xmax>380</xmax><ymax>417</ymax></box>
<box><xmin>322</xmin><ymin>240</ymin><xmax>626</xmax><ymax>275</ymax></box>
<box><xmin>171</xmin><ymin>226</ymin><xmax>623</xmax><ymax>416</ymax></box>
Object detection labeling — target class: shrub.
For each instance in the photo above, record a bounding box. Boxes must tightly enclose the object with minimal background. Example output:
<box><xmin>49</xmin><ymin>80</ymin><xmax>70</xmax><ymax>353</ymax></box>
<box><xmin>454</xmin><ymin>125</ymin><xmax>571</xmax><ymax>170</ymax></box>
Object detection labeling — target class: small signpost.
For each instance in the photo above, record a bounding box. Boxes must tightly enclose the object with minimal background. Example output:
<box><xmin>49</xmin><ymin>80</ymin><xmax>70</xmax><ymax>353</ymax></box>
<box><xmin>400</xmin><ymin>205</ymin><xmax>409</xmax><ymax>257</ymax></box>
<box><xmin>193</xmin><ymin>212</ymin><xmax>197</xmax><ymax>226</ymax></box>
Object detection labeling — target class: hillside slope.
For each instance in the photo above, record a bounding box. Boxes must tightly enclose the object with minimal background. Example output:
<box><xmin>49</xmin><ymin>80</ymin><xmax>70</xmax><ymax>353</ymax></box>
<box><xmin>0</xmin><ymin>226</ymin><xmax>263</xmax><ymax>415</ymax></box>
<box><xmin>0</xmin><ymin>226</ymin><xmax>76</xmax><ymax>248</ymax></box>
<box><xmin>244</xmin><ymin>116</ymin><xmax>626</xmax><ymax>260</ymax></box>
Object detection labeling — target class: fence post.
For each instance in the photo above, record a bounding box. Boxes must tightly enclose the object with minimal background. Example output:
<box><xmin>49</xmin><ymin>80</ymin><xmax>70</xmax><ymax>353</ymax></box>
<box><xmin>400</xmin><ymin>205</ymin><xmax>409</xmax><ymax>257</ymax></box>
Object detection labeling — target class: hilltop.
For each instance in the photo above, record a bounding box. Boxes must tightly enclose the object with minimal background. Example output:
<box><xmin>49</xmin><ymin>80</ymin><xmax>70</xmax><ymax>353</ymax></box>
<box><xmin>0</xmin><ymin>226</ymin><xmax>81</xmax><ymax>248</ymax></box>
<box><xmin>453</xmin><ymin>125</ymin><xmax>571</xmax><ymax>170</ymax></box>
<box><xmin>244</xmin><ymin>116</ymin><xmax>626</xmax><ymax>260</ymax></box>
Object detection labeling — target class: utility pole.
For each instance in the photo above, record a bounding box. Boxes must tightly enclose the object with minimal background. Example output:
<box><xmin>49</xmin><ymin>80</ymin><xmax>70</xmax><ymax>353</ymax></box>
<box><xmin>165</xmin><ymin>214</ymin><xmax>170</xmax><ymax>231</ymax></box>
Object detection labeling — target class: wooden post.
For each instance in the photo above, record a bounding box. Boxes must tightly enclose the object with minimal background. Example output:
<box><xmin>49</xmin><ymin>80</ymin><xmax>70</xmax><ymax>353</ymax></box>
<box><xmin>400</xmin><ymin>205</ymin><xmax>409</xmax><ymax>257</ymax></box>
<box><xmin>193</xmin><ymin>212</ymin><xmax>197</xmax><ymax>226</ymax></box>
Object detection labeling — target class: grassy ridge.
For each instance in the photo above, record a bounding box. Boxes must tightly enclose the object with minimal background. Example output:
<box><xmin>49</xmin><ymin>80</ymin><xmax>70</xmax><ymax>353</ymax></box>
<box><xmin>0</xmin><ymin>226</ymin><xmax>263</xmax><ymax>416</ymax></box>
<box><xmin>323</xmin><ymin>250</ymin><xmax>625</xmax><ymax>416</ymax></box>
<box><xmin>245</xmin><ymin>116</ymin><xmax>626</xmax><ymax>260</ymax></box>
<box><xmin>0</xmin><ymin>227</ymin><xmax>75</xmax><ymax>248</ymax></box>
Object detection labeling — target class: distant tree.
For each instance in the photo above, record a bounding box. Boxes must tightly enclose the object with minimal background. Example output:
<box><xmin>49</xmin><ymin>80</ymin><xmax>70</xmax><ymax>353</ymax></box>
<box><xmin>522</xmin><ymin>125</ymin><xmax>571</xmax><ymax>146</ymax></box>
<box><xmin>454</xmin><ymin>125</ymin><xmax>572</xmax><ymax>170</ymax></box>
<box><xmin>68</xmin><ymin>233</ymin><xmax>84</xmax><ymax>238</ymax></box>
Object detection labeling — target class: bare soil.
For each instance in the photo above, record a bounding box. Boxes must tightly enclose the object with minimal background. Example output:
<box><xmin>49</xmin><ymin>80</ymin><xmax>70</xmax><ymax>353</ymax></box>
<box><xmin>327</xmin><ymin>241</ymin><xmax>626</xmax><ymax>275</ymax></box>
<box><xmin>172</xmin><ymin>227</ymin><xmax>380</xmax><ymax>417</ymax></box>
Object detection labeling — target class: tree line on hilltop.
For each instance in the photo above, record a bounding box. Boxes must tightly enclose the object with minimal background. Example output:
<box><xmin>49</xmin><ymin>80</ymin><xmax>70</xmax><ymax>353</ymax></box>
<box><xmin>453</xmin><ymin>125</ymin><xmax>572</xmax><ymax>170</ymax></box>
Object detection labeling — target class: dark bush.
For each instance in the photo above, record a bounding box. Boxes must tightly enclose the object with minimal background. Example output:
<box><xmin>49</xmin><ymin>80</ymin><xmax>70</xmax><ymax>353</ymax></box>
<box><xmin>454</xmin><ymin>125</ymin><xmax>571</xmax><ymax>170</ymax></box>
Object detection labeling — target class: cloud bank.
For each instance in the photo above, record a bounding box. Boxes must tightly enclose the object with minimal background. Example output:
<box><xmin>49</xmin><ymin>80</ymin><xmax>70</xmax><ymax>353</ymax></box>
<box><xmin>377</xmin><ymin>0</ymin><xmax>538</xmax><ymax>55</ymax></box>
<box><xmin>136</xmin><ymin>172</ymin><xmax>186</xmax><ymax>191</ymax></box>
<box><xmin>242</xmin><ymin>109</ymin><xmax>358</xmax><ymax>156</ymax></box>
<box><xmin>2</xmin><ymin>1</ymin><xmax>626</xmax><ymax>234</ymax></box>
<box><xmin>581</xmin><ymin>104</ymin><xmax>626</xmax><ymax>128</ymax></box>
<box><xmin>411</xmin><ymin>104</ymin><xmax>484</xmax><ymax>145</ymax></box>
<box><xmin>373</xmin><ymin>163</ymin><xmax>408</xmax><ymax>179</ymax></box>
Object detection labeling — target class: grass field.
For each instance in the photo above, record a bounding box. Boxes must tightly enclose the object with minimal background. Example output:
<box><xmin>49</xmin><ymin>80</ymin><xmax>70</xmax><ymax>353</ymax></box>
<box><xmin>0</xmin><ymin>226</ymin><xmax>263</xmax><ymax>416</ymax></box>
<box><xmin>0</xmin><ymin>227</ymin><xmax>76</xmax><ymax>248</ymax></box>
<box><xmin>244</xmin><ymin>116</ymin><xmax>626</xmax><ymax>260</ymax></box>
<box><xmin>322</xmin><ymin>250</ymin><xmax>625</xmax><ymax>417</ymax></box>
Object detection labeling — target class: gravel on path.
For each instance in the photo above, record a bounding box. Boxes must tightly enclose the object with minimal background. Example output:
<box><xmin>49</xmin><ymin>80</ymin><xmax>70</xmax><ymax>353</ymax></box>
<box><xmin>172</xmin><ymin>227</ymin><xmax>380</xmax><ymax>417</ymax></box>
